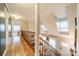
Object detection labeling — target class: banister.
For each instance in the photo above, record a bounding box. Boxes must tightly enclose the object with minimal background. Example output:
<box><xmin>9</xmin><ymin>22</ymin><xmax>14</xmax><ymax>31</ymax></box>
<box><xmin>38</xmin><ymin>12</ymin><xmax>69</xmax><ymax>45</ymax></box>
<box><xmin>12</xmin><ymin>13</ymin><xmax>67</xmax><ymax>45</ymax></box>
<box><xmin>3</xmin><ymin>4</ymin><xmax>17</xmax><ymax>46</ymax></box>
<box><xmin>40</xmin><ymin>33</ymin><xmax>58</xmax><ymax>38</ymax></box>
<box><xmin>39</xmin><ymin>37</ymin><xmax>61</xmax><ymax>55</ymax></box>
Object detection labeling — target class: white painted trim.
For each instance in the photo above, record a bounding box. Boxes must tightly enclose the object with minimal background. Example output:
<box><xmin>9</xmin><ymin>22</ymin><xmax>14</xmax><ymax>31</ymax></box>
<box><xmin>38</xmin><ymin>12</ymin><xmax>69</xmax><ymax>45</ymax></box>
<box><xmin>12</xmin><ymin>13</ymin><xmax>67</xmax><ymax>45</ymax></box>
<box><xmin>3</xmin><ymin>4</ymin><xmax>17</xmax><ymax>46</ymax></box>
<box><xmin>35</xmin><ymin>3</ymin><xmax>40</xmax><ymax>56</ymax></box>
<box><xmin>2</xmin><ymin>46</ymin><xmax>9</xmax><ymax>56</ymax></box>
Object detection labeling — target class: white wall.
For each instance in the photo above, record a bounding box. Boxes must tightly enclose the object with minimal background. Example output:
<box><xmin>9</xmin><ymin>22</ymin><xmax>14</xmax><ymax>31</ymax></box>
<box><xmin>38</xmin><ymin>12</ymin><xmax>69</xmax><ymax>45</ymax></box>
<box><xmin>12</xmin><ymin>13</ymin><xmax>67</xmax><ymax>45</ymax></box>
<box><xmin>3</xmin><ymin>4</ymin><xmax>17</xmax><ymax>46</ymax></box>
<box><xmin>20</xmin><ymin>19</ymin><xmax>35</xmax><ymax>32</ymax></box>
<box><xmin>66</xmin><ymin>4</ymin><xmax>76</xmax><ymax>47</ymax></box>
<box><xmin>41</xmin><ymin>13</ymin><xmax>58</xmax><ymax>36</ymax></box>
<box><xmin>20</xmin><ymin>19</ymin><xmax>28</xmax><ymax>31</ymax></box>
<box><xmin>28</xmin><ymin>21</ymin><xmax>35</xmax><ymax>32</ymax></box>
<box><xmin>56</xmin><ymin>4</ymin><xmax>77</xmax><ymax>56</ymax></box>
<box><xmin>67</xmin><ymin>4</ymin><xmax>76</xmax><ymax>39</ymax></box>
<box><xmin>55</xmin><ymin>4</ymin><xmax>76</xmax><ymax>56</ymax></box>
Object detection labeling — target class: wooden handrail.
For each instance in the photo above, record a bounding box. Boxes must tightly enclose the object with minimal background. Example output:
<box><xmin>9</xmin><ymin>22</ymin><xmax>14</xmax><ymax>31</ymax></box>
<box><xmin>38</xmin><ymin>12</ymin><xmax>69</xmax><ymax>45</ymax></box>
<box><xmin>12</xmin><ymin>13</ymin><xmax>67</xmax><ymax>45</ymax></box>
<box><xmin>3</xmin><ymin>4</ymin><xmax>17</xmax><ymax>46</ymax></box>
<box><xmin>29</xmin><ymin>40</ymin><xmax>35</xmax><ymax>42</ymax></box>
<box><xmin>25</xmin><ymin>31</ymin><xmax>35</xmax><ymax>35</ymax></box>
<box><xmin>39</xmin><ymin>37</ymin><xmax>61</xmax><ymax>55</ymax></box>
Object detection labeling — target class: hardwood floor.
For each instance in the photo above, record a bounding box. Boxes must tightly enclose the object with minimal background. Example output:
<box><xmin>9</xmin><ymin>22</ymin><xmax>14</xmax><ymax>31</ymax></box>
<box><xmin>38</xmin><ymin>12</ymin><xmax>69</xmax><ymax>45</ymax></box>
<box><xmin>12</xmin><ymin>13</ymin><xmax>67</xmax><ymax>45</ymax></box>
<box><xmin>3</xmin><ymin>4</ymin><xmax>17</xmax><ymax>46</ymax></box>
<box><xmin>5</xmin><ymin>37</ymin><xmax>34</xmax><ymax>56</ymax></box>
<box><xmin>21</xmin><ymin>37</ymin><xmax>34</xmax><ymax>56</ymax></box>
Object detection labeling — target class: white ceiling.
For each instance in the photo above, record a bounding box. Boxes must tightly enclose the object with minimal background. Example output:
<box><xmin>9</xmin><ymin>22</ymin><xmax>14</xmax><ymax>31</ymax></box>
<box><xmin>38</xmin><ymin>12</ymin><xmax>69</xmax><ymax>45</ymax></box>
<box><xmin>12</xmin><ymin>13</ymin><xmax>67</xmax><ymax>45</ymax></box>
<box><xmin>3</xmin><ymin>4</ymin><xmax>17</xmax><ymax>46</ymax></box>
<box><xmin>39</xmin><ymin>3</ymin><xmax>72</xmax><ymax>19</ymax></box>
<box><xmin>7</xmin><ymin>3</ymin><xmax>72</xmax><ymax>21</ymax></box>
<box><xmin>7</xmin><ymin>3</ymin><xmax>35</xmax><ymax>21</ymax></box>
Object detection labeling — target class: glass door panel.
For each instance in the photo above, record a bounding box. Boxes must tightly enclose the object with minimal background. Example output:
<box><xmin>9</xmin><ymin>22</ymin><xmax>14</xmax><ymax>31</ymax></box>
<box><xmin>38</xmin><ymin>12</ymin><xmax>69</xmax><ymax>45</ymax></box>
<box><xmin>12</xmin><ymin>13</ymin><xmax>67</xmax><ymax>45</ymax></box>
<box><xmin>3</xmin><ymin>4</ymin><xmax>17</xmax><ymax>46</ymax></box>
<box><xmin>0</xmin><ymin>4</ymin><xmax>6</xmax><ymax>56</ymax></box>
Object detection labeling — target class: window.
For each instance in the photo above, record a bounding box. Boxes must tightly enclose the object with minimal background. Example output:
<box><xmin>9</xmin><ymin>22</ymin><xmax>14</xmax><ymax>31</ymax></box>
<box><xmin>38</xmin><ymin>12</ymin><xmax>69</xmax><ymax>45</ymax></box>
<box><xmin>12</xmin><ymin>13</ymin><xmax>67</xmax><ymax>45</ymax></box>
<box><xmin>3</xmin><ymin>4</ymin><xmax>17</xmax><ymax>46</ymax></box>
<box><xmin>0</xmin><ymin>24</ymin><xmax>5</xmax><ymax>32</ymax></box>
<box><xmin>13</xmin><ymin>24</ymin><xmax>20</xmax><ymax>45</ymax></box>
<box><xmin>56</xmin><ymin>17</ymin><xmax>68</xmax><ymax>34</ymax></box>
<box><xmin>13</xmin><ymin>25</ymin><xmax>20</xmax><ymax>32</ymax></box>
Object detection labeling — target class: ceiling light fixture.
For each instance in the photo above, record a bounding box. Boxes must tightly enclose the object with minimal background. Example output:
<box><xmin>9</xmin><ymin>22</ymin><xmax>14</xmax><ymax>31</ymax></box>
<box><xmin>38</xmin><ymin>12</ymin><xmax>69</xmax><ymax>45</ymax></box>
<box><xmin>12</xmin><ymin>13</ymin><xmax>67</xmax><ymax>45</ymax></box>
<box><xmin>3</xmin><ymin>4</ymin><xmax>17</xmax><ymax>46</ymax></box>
<box><xmin>11</xmin><ymin>14</ymin><xmax>21</xmax><ymax>19</ymax></box>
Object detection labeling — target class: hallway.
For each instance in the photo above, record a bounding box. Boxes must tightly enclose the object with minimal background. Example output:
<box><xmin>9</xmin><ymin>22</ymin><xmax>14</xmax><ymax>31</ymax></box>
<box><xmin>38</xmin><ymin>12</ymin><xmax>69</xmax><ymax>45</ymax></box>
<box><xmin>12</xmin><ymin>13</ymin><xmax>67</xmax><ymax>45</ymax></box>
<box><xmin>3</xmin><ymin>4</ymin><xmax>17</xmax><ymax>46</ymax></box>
<box><xmin>0</xmin><ymin>3</ymin><xmax>79</xmax><ymax>56</ymax></box>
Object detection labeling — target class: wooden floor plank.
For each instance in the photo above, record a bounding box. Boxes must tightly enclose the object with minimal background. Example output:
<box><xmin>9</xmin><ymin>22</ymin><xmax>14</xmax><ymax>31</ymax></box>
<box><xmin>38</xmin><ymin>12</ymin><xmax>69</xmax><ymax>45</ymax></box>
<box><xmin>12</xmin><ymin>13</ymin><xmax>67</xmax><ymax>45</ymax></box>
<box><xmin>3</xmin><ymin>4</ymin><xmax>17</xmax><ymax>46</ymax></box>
<box><xmin>5</xmin><ymin>37</ymin><xmax>34</xmax><ymax>56</ymax></box>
